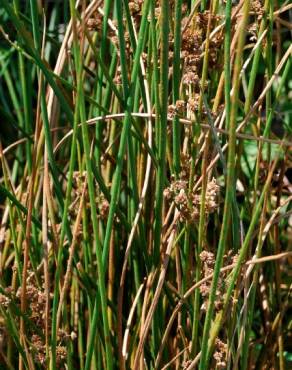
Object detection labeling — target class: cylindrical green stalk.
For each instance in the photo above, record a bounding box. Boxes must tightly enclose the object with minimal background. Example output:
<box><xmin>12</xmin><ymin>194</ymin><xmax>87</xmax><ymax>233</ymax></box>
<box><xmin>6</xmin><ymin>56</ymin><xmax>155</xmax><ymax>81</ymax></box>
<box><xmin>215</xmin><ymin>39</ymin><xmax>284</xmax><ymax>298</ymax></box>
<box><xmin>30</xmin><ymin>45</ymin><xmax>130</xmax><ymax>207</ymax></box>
<box><xmin>199</xmin><ymin>1</ymin><xmax>250</xmax><ymax>368</ymax></box>
<box><xmin>172</xmin><ymin>0</ymin><xmax>182</xmax><ymax>176</ymax></box>
<box><xmin>153</xmin><ymin>0</ymin><xmax>169</xmax><ymax>263</ymax></box>
<box><xmin>191</xmin><ymin>134</ymin><xmax>210</xmax><ymax>356</ymax></box>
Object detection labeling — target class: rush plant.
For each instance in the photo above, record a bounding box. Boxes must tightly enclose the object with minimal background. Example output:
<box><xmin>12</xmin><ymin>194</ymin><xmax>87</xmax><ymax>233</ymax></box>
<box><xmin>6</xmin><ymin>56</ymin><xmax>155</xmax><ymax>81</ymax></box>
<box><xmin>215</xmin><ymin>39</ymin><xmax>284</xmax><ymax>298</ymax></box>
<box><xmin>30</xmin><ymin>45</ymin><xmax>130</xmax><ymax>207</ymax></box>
<box><xmin>0</xmin><ymin>1</ymin><xmax>291</xmax><ymax>369</ymax></box>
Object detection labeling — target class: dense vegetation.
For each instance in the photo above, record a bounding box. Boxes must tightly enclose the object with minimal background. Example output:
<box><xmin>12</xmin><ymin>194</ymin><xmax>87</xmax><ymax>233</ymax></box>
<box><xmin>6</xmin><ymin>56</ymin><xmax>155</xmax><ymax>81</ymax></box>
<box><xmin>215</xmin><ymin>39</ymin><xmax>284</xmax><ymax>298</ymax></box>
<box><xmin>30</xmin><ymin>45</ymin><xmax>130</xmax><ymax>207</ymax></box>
<box><xmin>0</xmin><ymin>0</ymin><xmax>291</xmax><ymax>369</ymax></box>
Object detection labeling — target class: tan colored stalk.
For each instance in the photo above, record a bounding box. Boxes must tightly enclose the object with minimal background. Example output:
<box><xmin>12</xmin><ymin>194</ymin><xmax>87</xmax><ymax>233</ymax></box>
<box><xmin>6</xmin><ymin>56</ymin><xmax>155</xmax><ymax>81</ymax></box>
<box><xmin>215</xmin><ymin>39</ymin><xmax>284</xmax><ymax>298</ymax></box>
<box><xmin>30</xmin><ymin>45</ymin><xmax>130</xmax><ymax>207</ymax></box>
<box><xmin>56</xmin><ymin>181</ymin><xmax>87</xmax><ymax>331</ymax></box>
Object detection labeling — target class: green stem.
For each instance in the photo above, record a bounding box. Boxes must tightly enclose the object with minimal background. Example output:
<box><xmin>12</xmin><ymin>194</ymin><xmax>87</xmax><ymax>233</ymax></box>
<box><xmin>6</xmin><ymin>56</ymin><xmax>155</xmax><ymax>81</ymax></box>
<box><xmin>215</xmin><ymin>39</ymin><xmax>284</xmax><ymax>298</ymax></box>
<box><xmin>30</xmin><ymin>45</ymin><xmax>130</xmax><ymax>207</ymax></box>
<box><xmin>172</xmin><ymin>0</ymin><xmax>182</xmax><ymax>176</ymax></box>
<box><xmin>153</xmin><ymin>0</ymin><xmax>169</xmax><ymax>263</ymax></box>
<box><xmin>199</xmin><ymin>1</ymin><xmax>250</xmax><ymax>368</ymax></box>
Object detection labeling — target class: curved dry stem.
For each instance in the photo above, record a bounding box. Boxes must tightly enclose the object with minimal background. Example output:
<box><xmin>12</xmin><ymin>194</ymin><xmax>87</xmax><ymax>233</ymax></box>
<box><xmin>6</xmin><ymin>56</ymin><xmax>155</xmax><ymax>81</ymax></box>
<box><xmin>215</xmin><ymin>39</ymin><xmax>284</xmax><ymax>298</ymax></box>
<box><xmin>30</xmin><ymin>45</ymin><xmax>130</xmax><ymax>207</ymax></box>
<box><xmin>122</xmin><ymin>283</ymin><xmax>144</xmax><ymax>360</ymax></box>
<box><xmin>52</xmin><ymin>112</ymin><xmax>292</xmax><ymax>155</ymax></box>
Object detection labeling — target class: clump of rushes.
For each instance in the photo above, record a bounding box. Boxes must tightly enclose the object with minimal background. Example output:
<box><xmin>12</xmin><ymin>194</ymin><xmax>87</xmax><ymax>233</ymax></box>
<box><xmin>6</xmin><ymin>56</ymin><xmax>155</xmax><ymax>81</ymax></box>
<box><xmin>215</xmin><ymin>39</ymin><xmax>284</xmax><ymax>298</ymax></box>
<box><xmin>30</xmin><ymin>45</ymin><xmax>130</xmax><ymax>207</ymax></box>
<box><xmin>0</xmin><ymin>0</ymin><xmax>291</xmax><ymax>369</ymax></box>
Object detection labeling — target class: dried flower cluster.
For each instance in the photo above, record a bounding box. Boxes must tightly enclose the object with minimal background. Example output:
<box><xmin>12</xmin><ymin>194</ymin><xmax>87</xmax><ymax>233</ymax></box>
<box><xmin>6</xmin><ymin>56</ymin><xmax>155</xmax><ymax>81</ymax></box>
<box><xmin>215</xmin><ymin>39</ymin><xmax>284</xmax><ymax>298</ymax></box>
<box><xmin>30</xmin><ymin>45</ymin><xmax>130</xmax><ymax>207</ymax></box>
<box><xmin>181</xmin><ymin>12</ymin><xmax>223</xmax><ymax>90</ymax></box>
<box><xmin>0</xmin><ymin>278</ymin><xmax>71</xmax><ymax>368</ymax></box>
<box><xmin>97</xmin><ymin>193</ymin><xmax>110</xmax><ymax>220</ymax></box>
<box><xmin>17</xmin><ymin>284</ymin><xmax>46</xmax><ymax>328</ymax></box>
<box><xmin>213</xmin><ymin>338</ymin><xmax>227</xmax><ymax>368</ymax></box>
<box><xmin>86</xmin><ymin>15</ymin><xmax>102</xmax><ymax>32</ymax></box>
<box><xmin>199</xmin><ymin>250</ymin><xmax>218</xmax><ymax>307</ymax></box>
<box><xmin>199</xmin><ymin>249</ymin><xmax>238</xmax><ymax>312</ymax></box>
<box><xmin>168</xmin><ymin>100</ymin><xmax>185</xmax><ymax>118</ymax></box>
<box><xmin>0</xmin><ymin>292</ymin><xmax>11</xmax><ymax>308</ymax></box>
<box><xmin>31</xmin><ymin>334</ymin><xmax>67</xmax><ymax>367</ymax></box>
<box><xmin>250</xmin><ymin>0</ymin><xmax>264</xmax><ymax>20</ymax></box>
<box><xmin>31</xmin><ymin>334</ymin><xmax>46</xmax><ymax>365</ymax></box>
<box><xmin>129</xmin><ymin>0</ymin><xmax>144</xmax><ymax>15</ymax></box>
<box><xmin>164</xmin><ymin>176</ymin><xmax>220</xmax><ymax>222</ymax></box>
<box><xmin>204</xmin><ymin>178</ymin><xmax>221</xmax><ymax>214</ymax></box>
